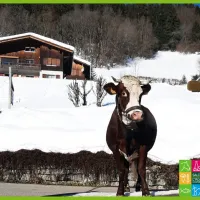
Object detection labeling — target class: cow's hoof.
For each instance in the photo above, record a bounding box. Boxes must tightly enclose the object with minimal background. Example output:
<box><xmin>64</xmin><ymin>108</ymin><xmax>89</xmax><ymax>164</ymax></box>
<box><xmin>116</xmin><ymin>189</ymin><xmax>125</xmax><ymax>196</ymax></box>
<box><xmin>124</xmin><ymin>185</ymin><xmax>130</xmax><ymax>193</ymax></box>
<box><xmin>142</xmin><ymin>189</ymin><xmax>150</xmax><ymax>196</ymax></box>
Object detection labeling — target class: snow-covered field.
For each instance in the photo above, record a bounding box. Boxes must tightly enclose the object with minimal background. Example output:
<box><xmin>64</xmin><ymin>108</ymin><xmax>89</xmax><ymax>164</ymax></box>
<box><xmin>0</xmin><ymin>51</ymin><xmax>199</xmax><ymax>165</ymax></box>
<box><xmin>96</xmin><ymin>51</ymin><xmax>200</xmax><ymax>81</ymax></box>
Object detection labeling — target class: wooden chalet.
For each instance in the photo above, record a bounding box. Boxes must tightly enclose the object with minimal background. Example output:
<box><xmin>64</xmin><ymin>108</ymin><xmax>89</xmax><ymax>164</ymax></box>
<box><xmin>0</xmin><ymin>32</ymin><xmax>91</xmax><ymax>80</ymax></box>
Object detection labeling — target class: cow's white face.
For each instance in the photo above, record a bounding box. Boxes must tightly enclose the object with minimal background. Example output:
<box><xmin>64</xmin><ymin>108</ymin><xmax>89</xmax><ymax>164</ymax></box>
<box><xmin>121</xmin><ymin>76</ymin><xmax>143</xmax><ymax>114</ymax></box>
<box><xmin>103</xmin><ymin>75</ymin><xmax>151</xmax><ymax>123</ymax></box>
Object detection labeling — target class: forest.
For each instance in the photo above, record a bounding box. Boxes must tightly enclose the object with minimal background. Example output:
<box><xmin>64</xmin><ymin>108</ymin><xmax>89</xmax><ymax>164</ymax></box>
<box><xmin>0</xmin><ymin>4</ymin><xmax>200</xmax><ymax>68</ymax></box>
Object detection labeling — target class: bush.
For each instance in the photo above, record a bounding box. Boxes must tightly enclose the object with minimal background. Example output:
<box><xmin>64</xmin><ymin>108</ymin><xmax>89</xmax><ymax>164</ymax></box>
<box><xmin>67</xmin><ymin>80</ymin><xmax>81</xmax><ymax>107</ymax></box>
<box><xmin>179</xmin><ymin>75</ymin><xmax>187</xmax><ymax>85</ymax></box>
<box><xmin>79</xmin><ymin>80</ymin><xmax>93</xmax><ymax>106</ymax></box>
<box><xmin>93</xmin><ymin>76</ymin><xmax>107</xmax><ymax>107</ymax></box>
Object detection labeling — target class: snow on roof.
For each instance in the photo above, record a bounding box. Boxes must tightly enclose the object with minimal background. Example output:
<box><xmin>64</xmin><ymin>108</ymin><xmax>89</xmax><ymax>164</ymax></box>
<box><xmin>0</xmin><ymin>32</ymin><xmax>75</xmax><ymax>52</ymax></box>
<box><xmin>74</xmin><ymin>56</ymin><xmax>91</xmax><ymax>66</ymax></box>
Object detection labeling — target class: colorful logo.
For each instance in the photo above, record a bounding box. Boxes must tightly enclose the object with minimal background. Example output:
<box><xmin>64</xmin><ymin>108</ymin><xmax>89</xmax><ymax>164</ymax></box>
<box><xmin>179</xmin><ymin>159</ymin><xmax>200</xmax><ymax>197</ymax></box>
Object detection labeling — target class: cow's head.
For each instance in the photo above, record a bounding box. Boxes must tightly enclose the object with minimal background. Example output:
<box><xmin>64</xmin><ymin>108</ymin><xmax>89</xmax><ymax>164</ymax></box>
<box><xmin>103</xmin><ymin>75</ymin><xmax>151</xmax><ymax>125</ymax></box>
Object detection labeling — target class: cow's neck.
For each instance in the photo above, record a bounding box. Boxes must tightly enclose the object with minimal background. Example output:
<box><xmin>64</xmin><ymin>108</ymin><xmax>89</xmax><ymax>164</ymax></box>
<box><xmin>116</xmin><ymin>106</ymin><xmax>138</xmax><ymax>130</ymax></box>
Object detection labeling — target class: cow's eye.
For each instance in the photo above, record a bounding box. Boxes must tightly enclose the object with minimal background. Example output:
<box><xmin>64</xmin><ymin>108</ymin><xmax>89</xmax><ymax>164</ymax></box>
<box><xmin>122</xmin><ymin>92</ymin><xmax>127</xmax><ymax>97</ymax></box>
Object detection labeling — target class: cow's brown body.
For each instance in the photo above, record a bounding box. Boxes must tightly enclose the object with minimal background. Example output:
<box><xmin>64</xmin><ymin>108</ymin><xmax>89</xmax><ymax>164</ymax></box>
<box><xmin>104</xmin><ymin>76</ymin><xmax>157</xmax><ymax>196</ymax></box>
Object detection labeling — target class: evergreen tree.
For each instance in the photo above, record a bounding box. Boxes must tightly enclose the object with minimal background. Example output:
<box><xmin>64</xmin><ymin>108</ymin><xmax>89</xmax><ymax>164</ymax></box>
<box><xmin>191</xmin><ymin>74</ymin><xmax>200</xmax><ymax>81</ymax></box>
<box><xmin>191</xmin><ymin>21</ymin><xmax>200</xmax><ymax>42</ymax></box>
<box><xmin>180</xmin><ymin>75</ymin><xmax>187</xmax><ymax>85</ymax></box>
<box><xmin>149</xmin><ymin>5</ymin><xmax>181</xmax><ymax>50</ymax></box>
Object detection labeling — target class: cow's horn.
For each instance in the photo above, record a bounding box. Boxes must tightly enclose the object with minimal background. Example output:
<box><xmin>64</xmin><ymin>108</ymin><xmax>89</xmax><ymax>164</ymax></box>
<box><xmin>111</xmin><ymin>76</ymin><xmax>121</xmax><ymax>83</ymax></box>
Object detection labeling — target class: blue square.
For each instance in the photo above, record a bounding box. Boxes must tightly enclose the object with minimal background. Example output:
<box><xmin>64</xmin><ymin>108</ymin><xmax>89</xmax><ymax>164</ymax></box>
<box><xmin>192</xmin><ymin>184</ymin><xmax>200</xmax><ymax>197</ymax></box>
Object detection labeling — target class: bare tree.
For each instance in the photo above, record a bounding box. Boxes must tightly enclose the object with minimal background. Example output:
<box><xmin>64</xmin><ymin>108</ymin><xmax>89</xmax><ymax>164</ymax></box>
<box><xmin>0</xmin><ymin>6</ymin><xmax>15</xmax><ymax>36</ymax></box>
<box><xmin>197</xmin><ymin>59</ymin><xmax>200</xmax><ymax>75</ymax></box>
<box><xmin>127</xmin><ymin>57</ymin><xmax>141</xmax><ymax>77</ymax></box>
<box><xmin>135</xmin><ymin>17</ymin><xmax>158</xmax><ymax>57</ymax></box>
<box><xmin>93</xmin><ymin>76</ymin><xmax>107</xmax><ymax>107</ymax></box>
<box><xmin>176</xmin><ymin>6</ymin><xmax>196</xmax><ymax>52</ymax></box>
<box><xmin>67</xmin><ymin>80</ymin><xmax>81</xmax><ymax>107</ymax></box>
<box><xmin>79</xmin><ymin>79</ymin><xmax>93</xmax><ymax>106</ymax></box>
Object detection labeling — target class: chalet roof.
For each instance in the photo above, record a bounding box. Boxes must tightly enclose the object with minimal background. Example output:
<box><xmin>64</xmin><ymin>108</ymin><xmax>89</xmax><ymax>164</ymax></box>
<box><xmin>74</xmin><ymin>56</ymin><xmax>91</xmax><ymax>66</ymax></box>
<box><xmin>0</xmin><ymin>32</ymin><xmax>75</xmax><ymax>52</ymax></box>
<box><xmin>0</xmin><ymin>32</ymin><xmax>92</xmax><ymax>66</ymax></box>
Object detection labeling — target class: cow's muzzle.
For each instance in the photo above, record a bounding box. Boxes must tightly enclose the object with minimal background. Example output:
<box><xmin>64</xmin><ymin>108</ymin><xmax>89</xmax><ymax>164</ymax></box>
<box><xmin>125</xmin><ymin>106</ymin><xmax>143</xmax><ymax>122</ymax></box>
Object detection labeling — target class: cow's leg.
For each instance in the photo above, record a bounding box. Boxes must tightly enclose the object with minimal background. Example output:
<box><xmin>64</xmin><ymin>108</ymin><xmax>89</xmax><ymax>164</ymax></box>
<box><xmin>135</xmin><ymin>173</ymin><xmax>141</xmax><ymax>192</ymax></box>
<box><xmin>134</xmin><ymin>159</ymin><xmax>141</xmax><ymax>192</ymax></box>
<box><xmin>113</xmin><ymin>139</ymin><xmax>129</xmax><ymax>196</ymax></box>
<box><xmin>129</xmin><ymin>158</ymin><xmax>140</xmax><ymax>192</ymax></box>
<box><xmin>124</xmin><ymin>160</ymin><xmax>130</xmax><ymax>193</ymax></box>
<box><xmin>138</xmin><ymin>145</ymin><xmax>150</xmax><ymax>196</ymax></box>
<box><xmin>113</xmin><ymin>151</ymin><xmax>126</xmax><ymax>196</ymax></box>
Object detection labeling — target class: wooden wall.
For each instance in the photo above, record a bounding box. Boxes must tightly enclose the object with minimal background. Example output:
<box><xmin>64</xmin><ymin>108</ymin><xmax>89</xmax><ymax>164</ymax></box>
<box><xmin>40</xmin><ymin>45</ymin><xmax>63</xmax><ymax>71</ymax></box>
<box><xmin>1</xmin><ymin>48</ymin><xmax>40</xmax><ymax>64</ymax></box>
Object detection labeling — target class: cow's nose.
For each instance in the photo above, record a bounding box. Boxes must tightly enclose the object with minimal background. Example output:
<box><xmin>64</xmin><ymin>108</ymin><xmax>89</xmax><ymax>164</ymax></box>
<box><xmin>126</xmin><ymin>106</ymin><xmax>143</xmax><ymax>115</ymax></box>
<box><xmin>130</xmin><ymin>111</ymin><xmax>143</xmax><ymax>121</ymax></box>
<box><xmin>126</xmin><ymin>106</ymin><xmax>143</xmax><ymax>121</ymax></box>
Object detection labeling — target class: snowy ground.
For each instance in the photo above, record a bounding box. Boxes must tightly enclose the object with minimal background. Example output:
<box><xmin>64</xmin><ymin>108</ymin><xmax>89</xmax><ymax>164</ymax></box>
<box><xmin>0</xmin><ymin>51</ymin><xmax>199</xmax><ymax>165</ymax></box>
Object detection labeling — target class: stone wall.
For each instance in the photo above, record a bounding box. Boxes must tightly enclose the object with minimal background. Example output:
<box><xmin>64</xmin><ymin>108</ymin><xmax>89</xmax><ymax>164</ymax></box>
<box><xmin>0</xmin><ymin>149</ymin><xmax>178</xmax><ymax>189</ymax></box>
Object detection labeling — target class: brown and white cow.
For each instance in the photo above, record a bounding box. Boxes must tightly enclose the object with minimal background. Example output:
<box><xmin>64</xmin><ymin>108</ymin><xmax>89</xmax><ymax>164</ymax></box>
<box><xmin>103</xmin><ymin>75</ymin><xmax>157</xmax><ymax>196</ymax></box>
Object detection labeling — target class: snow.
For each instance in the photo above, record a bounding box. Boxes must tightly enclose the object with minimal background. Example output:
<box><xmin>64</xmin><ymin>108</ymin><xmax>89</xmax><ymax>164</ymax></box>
<box><xmin>74</xmin><ymin>56</ymin><xmax>91</xmax><ymax>66</ymax></box>
<box><xmin>96</xmin><ymin>51</ymin><xmax>200</xmax><ymax>81</ymax></box>
<box><xmin>0</xmin><ymin>51</ymin><xmax>199</xmax><ymax>165</ymax></box>
<box><xmin>72</xmin><ymin>190</ymin><xmax>179</xmax><ymax>196</ymax></box>
<box><xmin>0</xmin><ymin>32</ymin><xmax>75</xmax><ymax>52</ymax></box>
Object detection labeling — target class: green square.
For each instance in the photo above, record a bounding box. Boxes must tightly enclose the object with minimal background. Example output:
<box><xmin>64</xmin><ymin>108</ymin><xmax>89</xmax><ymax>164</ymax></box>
<box><xmin>179</xmin><ymin>184</ymin><xmax>192</xmax><ymax>196</ymax></box>
<box><xmin>192</xmin><ymin>173</ymin><xmax>200</xmax><ymax>184</ymax></box>
<box><xmin>179</xmin><ymin>160</ymin><xmax>191</xmax><ymax>172</ymax></box>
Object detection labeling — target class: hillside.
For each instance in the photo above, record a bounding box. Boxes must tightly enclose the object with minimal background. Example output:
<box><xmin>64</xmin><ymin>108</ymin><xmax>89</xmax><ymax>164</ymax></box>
<box><xmin>1</xmin><ymin>4</ymin><xmax>200</xmax><ymax>68</ymax></box>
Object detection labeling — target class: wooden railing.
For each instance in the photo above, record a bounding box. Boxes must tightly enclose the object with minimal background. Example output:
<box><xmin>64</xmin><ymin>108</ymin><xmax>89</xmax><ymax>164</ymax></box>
<box><xmin>0</xmin><ymin>63</ymin><xmax>41</xmax><ymax>71</ymax></box>
<box><xmin>41</xmin><ymin>65</ymin><xmax>62</xmax><ymax>71</ymax></box>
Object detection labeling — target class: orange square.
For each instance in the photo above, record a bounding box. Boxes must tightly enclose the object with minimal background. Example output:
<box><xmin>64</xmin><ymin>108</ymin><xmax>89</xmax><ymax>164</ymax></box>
<box><xmin>179</xmin><ymin>172</ymin><xmax>191</xmax><ymax>184</ymax></box>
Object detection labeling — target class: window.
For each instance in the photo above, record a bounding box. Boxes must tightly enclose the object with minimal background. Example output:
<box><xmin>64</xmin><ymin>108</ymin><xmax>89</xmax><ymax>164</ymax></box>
<box><xmin>42</xmin><ymin>74</ymin><xmax>60</xmax><ymax>79</ymax></box>
<box><xmin>71</xmin><ymin>62</ymin><xmax>84</xmax><ymax>76</ymax></box>
<box><xmin>47</xmin><ymin>75</ymin><xmax>56</xmax><ymax>79</ymax></box>
<box><xmin>25</xmin><ymin>59</ymin><xmax>34</xmax><ymax>64</ymax></box>
<box><xmin>25</xmin><ymin>47</ymin><xmax>35</xmax><ymax>52</ymax></box>
<box><xmin>43</xmin><ymin>58</ymin><xmax>60</xmax><ymax>67</ymax></box>
<box><xmin>1</xmin><ymin>58</ymin><xmax>17</xmax><ymax>65</ymax></box>
<box><xmin>43</xmin><ymin>74</ymin><xmax>56</xmax><ymax>79</ymax></box>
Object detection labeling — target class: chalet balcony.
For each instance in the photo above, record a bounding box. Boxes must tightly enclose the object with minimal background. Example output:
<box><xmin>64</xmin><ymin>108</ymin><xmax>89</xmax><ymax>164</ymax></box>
<box><xmin>41</xmin><ymin>65</ymin><xmax>62</xmax><ymax>71</ymax></box>
<box><xmin>0</xmin><ymin>63</ymin><xmax>41</xmax><ymax>76</ymax></box>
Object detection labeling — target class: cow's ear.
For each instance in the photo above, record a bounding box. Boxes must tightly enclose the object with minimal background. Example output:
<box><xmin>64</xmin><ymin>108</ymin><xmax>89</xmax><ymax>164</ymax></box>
<box><xmin>103</xmin><ymin>83</ymin><xmax>117</xmax><ymax>95</ymax></box>
<box><xmin>141</xmin><ymin>84</ymin><xmax>151</xmax><ymax>95</ymax></box>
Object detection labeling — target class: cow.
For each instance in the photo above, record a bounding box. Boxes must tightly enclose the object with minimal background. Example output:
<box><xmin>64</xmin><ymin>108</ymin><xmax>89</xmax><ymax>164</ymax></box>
<box><xmin>103</xmin><ymin>75</ymin><xmax>157</xmax><ymax>196</ymax></box>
